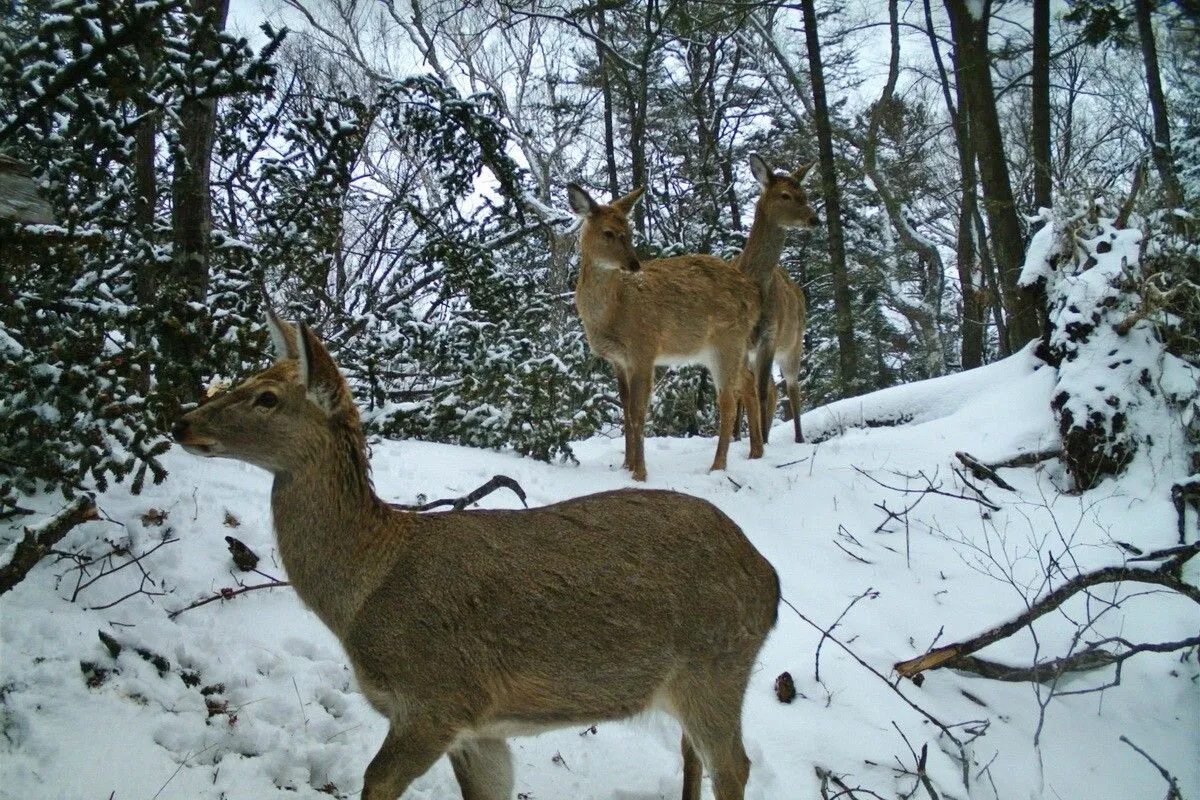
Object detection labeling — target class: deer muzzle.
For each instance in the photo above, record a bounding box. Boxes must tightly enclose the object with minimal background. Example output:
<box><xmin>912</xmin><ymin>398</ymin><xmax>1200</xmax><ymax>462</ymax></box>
<box><xmin>172</xmin><ymin>418</ymin><xmax>221</xmax><ymax>455</ymax></box>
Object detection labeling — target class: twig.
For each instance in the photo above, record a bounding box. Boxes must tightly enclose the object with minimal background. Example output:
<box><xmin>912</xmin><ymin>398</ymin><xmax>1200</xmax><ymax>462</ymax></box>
<box><xmin>391</xmin><ymin>475</ymin><xmax>528</xmax><ymax>512</ymax></box>
<box><xmin>814</xmin><ymin>588</ymin><xmax>878</xmax><ymax>683</ymax></box>
<box><xmin>814</xmin><ymin>765</ymin><xmax>890</xmax><ymax>799</ymax></box>
<box><xmin>1119</xmin><ymin>735</ymin><xmax>1185</xmax><ymax>800</ymax></box>
<box><xmin>780</xmin><ymin>596</ymin><xmax>970</xmax><ymax>789</ymax></box>
<box><xmin>167</xmin><ymin>580</ymin><xmax>291</xmax><ymax>619</ymax></box>
<box><xmin>72</xmin><ymin>537</ymin><xmax>178</xmax><ymax>602</ymax></box>
<box><xmin>775</xmin><ymin>457</ymin><xmax>810</xmax><ymax>469</ymax></box>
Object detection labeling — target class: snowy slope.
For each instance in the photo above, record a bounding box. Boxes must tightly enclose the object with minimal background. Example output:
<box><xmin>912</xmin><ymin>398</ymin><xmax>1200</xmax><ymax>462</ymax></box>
<box><xmin>2</xmin><ymin>348</ymin><xmax>1196</xmax><ymax>800</ymax></box>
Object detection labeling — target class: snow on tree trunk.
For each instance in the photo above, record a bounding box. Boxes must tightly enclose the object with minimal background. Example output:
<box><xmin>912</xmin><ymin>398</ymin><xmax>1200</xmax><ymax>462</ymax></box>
<box><xmin>1022</xmin><ymin>206</ymin><xmax>1200</xmax><ymax>491</ymax></box>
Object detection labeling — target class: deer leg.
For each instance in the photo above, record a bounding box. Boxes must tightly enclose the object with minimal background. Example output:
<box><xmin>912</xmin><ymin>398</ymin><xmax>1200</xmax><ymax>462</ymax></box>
<box><xmin>449</xmin><ymin>737</ymin><xmax>514</xmax><ymax>800</ymax></box>
<box><xmin>681</xmin><ymin>733</ymin><xmax>703</xmax><ymax>800</ymax></box>
<box><xmin>739</xmin><ymin>366</ymin><xmax>763</xmax><ymax>461</ymax></box>
<box><xmin>711</xmin><ymin>377</ymin><xmax>737</xmax><ymax>473</ymax></box>
<box><xmin>667</xmin><ymin>669</ymin><xmax>753</xmax><ymax>800</ymax></box>
<box><xmin>787</xmin><ymin>379</ymin><xmax>803</xmax><ymax>443</ymax></box>
<box><xmin>615</xmin><ymin>366</ymin><xmax>634</xmax><ymax>471</ymax></box>
<box><xmin>627</xmin><ymin>368</ymin><xmax>652</xmax><ymax>481</ymax></box>
<box><xmin>361</xmin><ymin>721</ymin><xmax>454</xmax><ymax>800</ymax></box>
<box><xmin>755</xmin><ymin>342</ymin><xmax>777</xmax><ymax>447</ymax></box>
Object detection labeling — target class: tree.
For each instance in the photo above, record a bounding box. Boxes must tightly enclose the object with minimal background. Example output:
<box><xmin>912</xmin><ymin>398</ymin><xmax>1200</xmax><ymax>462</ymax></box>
<box><xmin>798</xmin><ymin>0</ymin><xmax>858</xmax><ymax>395</ymax></box>
<box><xmin>944</xmin><ymin>0</ymin><xmax>1042</xmax><ymax>352</ymax></box>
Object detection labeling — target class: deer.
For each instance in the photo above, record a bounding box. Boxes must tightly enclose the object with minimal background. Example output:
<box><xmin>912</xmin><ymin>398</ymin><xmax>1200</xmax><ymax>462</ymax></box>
<box><xmin>567</xmin><ymin>183</ymin><xmax>763</xmax><ymax>481</ymax></box>
<box><xmin>752</xmin><ymin>267</ymin><xmax>808</xmax><ymax>444</ymax></box>
<box><xmin>172</xmin><ymin>312</ymin><xmax>781</xmax><ymax>800</ymax></box>
<box><xmin>733</xmin><ymin>155</ymin><xmax>818</xmax><ymax>444</ymax></box>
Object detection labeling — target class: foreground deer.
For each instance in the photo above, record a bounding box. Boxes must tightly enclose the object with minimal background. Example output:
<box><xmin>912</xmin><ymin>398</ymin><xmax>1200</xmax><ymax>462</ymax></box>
<box><xmin>568</xmin><ymin>184</ymin><xmax>763</xmax><ymax>481</ymax></box>
<box><xmin>172</xmin><ymin>314</ymin><xmax>780</xmax><ymax>800</ymax></box>
<box><xmin>734</xmin><ymin>155</ymin><xmax>817</xmax><ymax>444</ymax></box>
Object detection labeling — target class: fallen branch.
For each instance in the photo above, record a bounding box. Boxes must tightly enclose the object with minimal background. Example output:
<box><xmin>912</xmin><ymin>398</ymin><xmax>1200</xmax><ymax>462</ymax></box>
<box><xmin>390</xmin><ymin>475</ymin><xmax>528</xmax><ymax>512</ymax></box>
<box><xmin>168</xmin><ymin>579</ymin><xmax>291</xmax><ymax>620</ymax></box>
<box><xmin>954</xmin><ymin>452</ymin><xmax>1016</xmax><ymax>491</ymax></box>
<box><xmin>894</xmin><ymin>550</ymin><xmax>1200</xmax><ymax>680</ymax></box>
<box><xmin>982</xmin><ymin>448</ymin><xmax>1062</xmax><ymax>469</ymax></box>
<box><xmin>933</xmin><ymin>635</ymin><xmax>1200</xmax><ymax>683</ymax></box>
<box><xmin>0</xmin><ymin>495</ymin><xmax>98</xmax><ymax>595</ymax></box>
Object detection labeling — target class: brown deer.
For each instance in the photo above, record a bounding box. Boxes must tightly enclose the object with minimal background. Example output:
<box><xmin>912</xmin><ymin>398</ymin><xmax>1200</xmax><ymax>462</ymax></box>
<box><xmin>763</xmin><ymin>268</ymin><xmax>808</xmax><ymax>443</ymax></box>
<box><xmin>734</xmin><ymin>155</ymin><xmax>817</xmax><ymax>444</ymax></box>
<box><xmin>567</xmin><ymin>183</ymin><xmax>763</xmax><ymax>481</ymax></box>
<box><xmin>172</xmin><ymin>313</ymin><xmax>780</xmax><ymax>800</ymax></box>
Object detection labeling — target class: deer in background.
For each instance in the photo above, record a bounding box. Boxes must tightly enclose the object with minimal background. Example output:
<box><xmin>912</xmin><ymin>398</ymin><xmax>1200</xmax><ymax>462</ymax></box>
<box><xmin>567</xmin><ymin>183</ymin><xmax>763</xmax><ymax>481</ymax></box>
<box><xmin>763</xmin><ymin>269</ymin><xmax>808</xmax><ymax>443</ymax></box>
<box><xmin>172</xmin><ymin>313</ymin><xmax>780</xmax><ymax>800</ymax></box>
<box><xmin>734</xmin><ymin>155</ymin><xmax>818</xmax><ymax>444</ymax></box>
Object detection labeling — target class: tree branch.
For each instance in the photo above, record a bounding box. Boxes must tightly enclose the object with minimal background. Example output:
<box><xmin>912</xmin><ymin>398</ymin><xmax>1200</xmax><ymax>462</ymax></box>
<box><xmin>895</xmin><ymin>554</ymin><xmax>1200</xmax><ymax>679</ymax></box>
<box><xmin>0</xmin><ymin>496</ymin><xmax>98</xmax><ymax>595</ymax></box>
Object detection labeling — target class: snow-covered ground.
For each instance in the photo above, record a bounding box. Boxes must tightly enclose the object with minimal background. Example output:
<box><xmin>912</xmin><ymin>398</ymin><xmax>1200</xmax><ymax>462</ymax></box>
<box><xmin>2</xmin><ymin>346</ymin><xmax>1196</xmax><ymax>799</ymax></box>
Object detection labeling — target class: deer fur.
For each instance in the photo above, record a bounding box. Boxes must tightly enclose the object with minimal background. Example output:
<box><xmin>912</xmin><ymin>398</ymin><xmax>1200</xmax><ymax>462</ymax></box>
<box><xmin>567</xmin><ymin>183</ymin><xmax>763</xmax><ymax>481</ymax></box>
<box><xmin>763</xmin><ymin>267</ymin><xmax>808</xmax><ymax>443</ymax></box>
<box><xmin>172</xmin><ymin>313</ymin><xmax>780</xmax><ymax>800</ymax></box>
<box><xmin>734</xmin><ymin>155</ymin><xmax>817</xmax><ymax>444</ymax></box>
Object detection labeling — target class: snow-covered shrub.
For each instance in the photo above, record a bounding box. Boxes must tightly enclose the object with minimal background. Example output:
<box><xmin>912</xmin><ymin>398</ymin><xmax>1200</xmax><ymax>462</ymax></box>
<box><xmin>1021</xmin><ymin>202</ymin><xmax>1200</xmax><ymax>489</ymax></box>
<box><xmin>0</xmin><ymin>2</ymin><xmax>279</xmax><ymax>510</ymax></box>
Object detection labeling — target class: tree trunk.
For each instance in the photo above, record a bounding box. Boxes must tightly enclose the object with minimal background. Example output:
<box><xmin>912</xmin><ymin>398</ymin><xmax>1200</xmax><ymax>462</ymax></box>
<box><xmin>171</xmin><ymin>0</ymin><xmax>229</xmax><ymax>301</ymax></box>
<box><xmin>922</xmin><ymin>0</ymin><xmax>984</xmax><ymax>369</ymax></box>
<box><xmin>595</xmin><ymin>9</ymin><xmax>620</xmax><ymax>200</ymax></box>
<box><xmin>1031</xmin><ymin>0</ymin><xmax>1052</xmax><ymax>211</ymax></box>
<box><xmin>1135</xmin><ymin>0</ymin><xmax>1184</xmax><ymax>208</ymax></box>
<box><xmin>799</xmin><ymin>0</ymin><xmax>857</xmax><ymax>395</ymax></box>
<box><xmin>944</xmin><ymin>0</ymin><xmax>1041</xmax><ymax>352</ymax></box>
<box><xmin>167</xmin><ymin>0</ymin><xmax>230</xmax><ymax>403</ymax></box>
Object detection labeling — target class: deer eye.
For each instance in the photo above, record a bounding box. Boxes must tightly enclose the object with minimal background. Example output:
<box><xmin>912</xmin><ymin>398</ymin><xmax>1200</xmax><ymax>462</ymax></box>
<box><xmin>780</xmin><ymin>192</ymin><xmax>793</xmax><ymax>200</ymax></box>
<box><xmin>254</xmin><ymin>390</ymin><xmax>279</xmax><ymax>409</ymax></box>
<box><xmin>603</xmin><ymin>230</ymin><xmax>616</xmax><ymax>240</ymax></box>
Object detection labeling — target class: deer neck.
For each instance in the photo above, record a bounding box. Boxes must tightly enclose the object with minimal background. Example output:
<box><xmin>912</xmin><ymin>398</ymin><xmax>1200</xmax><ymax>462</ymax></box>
<box><xmin>269</xmin><ymin>429</ymin><xmax>398</xmax><ymax>635</ymax></box>
<box><xmin>575</xmin><ymin>256</ymin><xmax>624</xmax><ymax>324</ymax></box>
<box><xmin>739</xmin><ymin>204</ymin><xmax>787</xmax><ymax>291</ymax></box>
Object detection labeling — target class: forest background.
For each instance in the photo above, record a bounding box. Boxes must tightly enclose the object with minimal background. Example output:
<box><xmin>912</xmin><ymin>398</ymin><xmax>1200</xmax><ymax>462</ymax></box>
<box><xmin>1</xmin><ymin>0</ymin><xmax>1198</xmax><ymax>517</ymax></box>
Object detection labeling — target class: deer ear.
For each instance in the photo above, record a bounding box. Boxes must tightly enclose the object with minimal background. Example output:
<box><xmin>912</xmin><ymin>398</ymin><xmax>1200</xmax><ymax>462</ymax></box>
<box><xmin>567</xmin><ymin>183</ymin><xmax>597</xmax><ymax>217</ymax></box>
<box><xmin>265</xmin><ymin>307</ymin><xmax>299</xmax><ymax>362</ymax></box>
<box><xmin>750</xmin><ymin>153</ymin><xmax>773</xmax><ymax>187</ymax></box>
<box><xmin>296</xmin><ymin>323</ymin><xmax>347</xmax><ymax>413</ymax></box>
<box><xmin>611</xmin><ymin>186</ymin><xmax>645</xmax><ymax>215</ymax></box>
<box><xmin>792</xmin><ymin>162</ymin><xmax>816</xmax><ymax>183</ymax></box>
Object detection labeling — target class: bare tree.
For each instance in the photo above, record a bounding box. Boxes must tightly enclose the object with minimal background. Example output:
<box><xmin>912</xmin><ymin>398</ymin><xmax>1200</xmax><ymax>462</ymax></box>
<box><xmin>798</xmin><ymin>0</ymin><xmax>857</xmax><ymax>395</ymax></box>
<box><xmin>943</xmin><ymin>0</ymin><xmax>1041</xmax><ymax>353</ymax></box>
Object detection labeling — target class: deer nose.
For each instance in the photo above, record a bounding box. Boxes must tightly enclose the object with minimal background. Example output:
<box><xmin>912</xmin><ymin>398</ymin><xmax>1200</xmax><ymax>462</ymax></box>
<box><xmin>171</xmin><ymin>419</ymin><xmax>190</xmax><ymax>442</ymax></box>
<box><xmin>811</xmin><ymin>213</ymin><xmax>821</xmax><ymax>226</ymax></box>
<box><xmin>626</xmin><ymin>258</ymin><xmax>641</xmax><ymax>272</ymax></box>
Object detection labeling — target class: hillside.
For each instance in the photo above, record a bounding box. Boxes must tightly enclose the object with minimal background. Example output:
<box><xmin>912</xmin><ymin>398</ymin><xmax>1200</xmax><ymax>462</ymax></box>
<box><xmin>2</xmin><ymin>346</ymin><xmax>1196</xmax><ymax>800</ymax></box>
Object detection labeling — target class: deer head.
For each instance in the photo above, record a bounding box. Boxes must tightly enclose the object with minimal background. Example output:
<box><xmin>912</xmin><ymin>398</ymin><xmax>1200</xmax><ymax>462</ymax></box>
<box><xmin>171</xmin><ymin>311</ymin><xmax>363</xmax><ymax>476</ymax></box>
<box><xmin>567</xmin><ymin>183</ymin><xmax>645</xmax><ymax>272</ymax></box>
<box><xmin>749</xmin><ymin>154</ymin><xmax>820</xmax><ymax>229</ymax></box>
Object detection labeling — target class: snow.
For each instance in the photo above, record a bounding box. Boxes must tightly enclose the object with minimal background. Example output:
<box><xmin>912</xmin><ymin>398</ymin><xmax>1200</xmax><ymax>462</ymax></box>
<box><xmin>2</xmin><ymin>351</ymin><xmax>1197</xmax><ymax>800</ymax></box>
